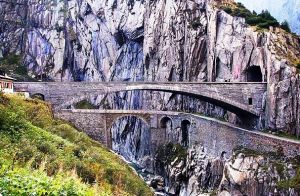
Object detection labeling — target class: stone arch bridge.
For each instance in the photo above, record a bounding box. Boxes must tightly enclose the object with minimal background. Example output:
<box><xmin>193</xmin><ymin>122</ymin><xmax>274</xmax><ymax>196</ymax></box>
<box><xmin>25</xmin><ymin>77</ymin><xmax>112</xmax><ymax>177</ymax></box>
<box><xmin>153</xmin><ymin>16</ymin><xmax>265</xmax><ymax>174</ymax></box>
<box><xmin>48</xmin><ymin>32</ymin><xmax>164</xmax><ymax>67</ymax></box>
<box><xmin>14</xmin><ymin>82</ymin><xmax>267</xmax><ymax>116</ymax></box>
<box><xmin>55</xmin><ymin>109</ymin><xmax>300</xmax><ymax>157</ymax></box>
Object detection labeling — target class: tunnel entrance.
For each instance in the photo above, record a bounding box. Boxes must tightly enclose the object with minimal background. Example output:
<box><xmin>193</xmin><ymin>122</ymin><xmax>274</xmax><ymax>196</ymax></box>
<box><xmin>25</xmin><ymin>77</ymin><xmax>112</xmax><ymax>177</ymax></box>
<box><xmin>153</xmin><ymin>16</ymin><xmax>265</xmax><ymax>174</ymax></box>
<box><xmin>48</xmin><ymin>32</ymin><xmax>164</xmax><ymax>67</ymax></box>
<box><xmin>245</xmin><ymin>66</ymin><xmax>263</xmax><ymax>82</ymax></box>
<box><xmin>181</xmin><ymin>120</ymin><xmax>191</xmax><ymax>147</ymax></box>
<box><xmin>31</xmin><ymin>93</ymin><xmax>45</xmax><ymax>101</ymax></box>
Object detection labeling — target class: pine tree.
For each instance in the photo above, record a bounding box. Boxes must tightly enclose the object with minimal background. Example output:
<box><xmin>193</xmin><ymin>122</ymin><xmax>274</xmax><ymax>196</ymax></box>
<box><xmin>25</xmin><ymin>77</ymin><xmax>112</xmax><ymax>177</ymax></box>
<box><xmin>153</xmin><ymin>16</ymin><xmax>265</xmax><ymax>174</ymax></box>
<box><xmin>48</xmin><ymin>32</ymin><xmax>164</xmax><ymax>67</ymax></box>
<box><xmin>280</xmin><ymin>20</ymin><xmax>291</xmax><ymax>33</ymax></box>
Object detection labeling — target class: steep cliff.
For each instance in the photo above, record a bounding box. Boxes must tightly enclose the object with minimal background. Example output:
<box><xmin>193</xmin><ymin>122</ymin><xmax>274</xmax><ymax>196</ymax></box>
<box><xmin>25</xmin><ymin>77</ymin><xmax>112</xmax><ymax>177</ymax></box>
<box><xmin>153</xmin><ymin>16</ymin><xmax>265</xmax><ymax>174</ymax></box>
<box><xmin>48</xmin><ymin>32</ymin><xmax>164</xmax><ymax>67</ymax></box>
<box><xmin>1</xmin><ymin>0</ymin><xmax>300</xmax><ymax>195</ymax></box>
<box><xmin>1</xmin><ymin>0</ymin><xmax>299</xmax><ymax>135</ymax></box>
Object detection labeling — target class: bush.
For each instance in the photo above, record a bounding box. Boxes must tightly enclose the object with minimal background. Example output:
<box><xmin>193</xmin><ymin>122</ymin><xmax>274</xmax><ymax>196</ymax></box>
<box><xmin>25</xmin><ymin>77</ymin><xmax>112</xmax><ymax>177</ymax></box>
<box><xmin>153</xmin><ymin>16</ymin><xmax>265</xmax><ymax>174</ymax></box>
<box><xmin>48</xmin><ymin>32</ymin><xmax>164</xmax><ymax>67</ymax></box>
<box><xmin>223</xmin><ymin>7</ymin><xmax>232</xmax><ymax>14</ymax></box>
<box><xmin>37</xmin><ymin>142</ymin><xmax>56</xmax><ymax>155</ymax></box>
<box><xmin>0</xmin><ymin>106</ymin><xmax>27</xmax><ymax>139</ymax></box>
<box><xmin>280</xmin><ymin>20</ymin><xmax>291</xmax><ymax>33</ymax></box>
<box><xmin>278</xmin><ymin>168</ymin><xmax>300</xmax><ymax>192</ymax></box>
<box><xmin>155</xmin><ymin>142</ymin><xmax>187</xmax><ymax>165</ymax></box>
<box><xmin>0</xmin><ymin>54</ymin><xmax>22</xmax><ymax>65</ymax></box>
<box><xmin>75</xmin><ymin>162</ymin><xmax>96</xmax><ymax>184</ymax></box>
<box><xmin>74</xmin><ymin>100</ymin><xmax>98</xmax><ymax>109</ymax></box>
<box><xmin>50</xmin><ymin>123</ymin><xmax>78</xmax><ymax>141</ymax></box>
<box><xmin>222</xmin><ymin>4</ymin><xmax>283</xmax><ymax>31</ymax></box>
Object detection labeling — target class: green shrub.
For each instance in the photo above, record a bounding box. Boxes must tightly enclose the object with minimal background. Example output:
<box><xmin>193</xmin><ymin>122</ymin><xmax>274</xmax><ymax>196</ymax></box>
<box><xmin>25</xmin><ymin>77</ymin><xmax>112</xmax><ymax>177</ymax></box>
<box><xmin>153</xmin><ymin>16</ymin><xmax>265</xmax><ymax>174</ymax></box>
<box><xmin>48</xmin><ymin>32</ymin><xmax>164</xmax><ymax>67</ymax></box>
<box><xmin>223</xmin><ymin>7</ymin><xmax>232</xmax><ymax>14</ymax></box>
<box><xmin>37</xmin><ymin>142</ymin><xmax>56</xmax><ymax>155</ymax></box>
<box><xmin>280</xmin><ymin>20</ymin><xmax>291</xmax><ymax>33</ymax></box>
<box><xmin>74</xmin><ymin>100</ymin><xmax>98</xmax><ymax>109</ymax></box>
<box><xmin>15</xmin><ymin>141</ymin><xmax>36</xmax><ymax>163</ymax></box>
<box><xmin>278</xmin><ymin>168</ymin><xmax>300</xmax><ymax>192</ymax></box>
<box><xmin>50</xmin><ymin>123</ymin><xmax>78</xmax><ymax>141</ymax></box>
<box><xmin>222</xmin><ymin>4</ymin><xmax>283</xmax><ymax>31</ymax></box>
<box><xmin>0</xmin><ymin>106</ymin><xmax>27</xmax><ymax>139</ymax></box>
<box><xmin>155</xmin><ymin>142</ymin><xmax>187</xmax><ymax>165</ymax></box>
<box><xmin>0</xmin><ymin>54</ymin><xmax>22</xmax><ymax>65</ymax></box>
<box><xmin>75</xmin><ymin>161</ymin><xmax>96</xmax><ymax>184</ymax></box>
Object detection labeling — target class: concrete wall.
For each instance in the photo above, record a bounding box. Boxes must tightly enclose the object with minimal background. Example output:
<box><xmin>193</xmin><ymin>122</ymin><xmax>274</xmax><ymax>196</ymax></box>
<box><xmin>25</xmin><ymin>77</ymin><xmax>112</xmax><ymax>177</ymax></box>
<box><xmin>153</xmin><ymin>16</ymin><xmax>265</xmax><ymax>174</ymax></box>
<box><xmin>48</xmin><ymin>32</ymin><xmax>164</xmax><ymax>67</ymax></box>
<box><xmin>55</xmin><ymin>109</ymin><xmax>300</xmax><ymax>158</ymax></box>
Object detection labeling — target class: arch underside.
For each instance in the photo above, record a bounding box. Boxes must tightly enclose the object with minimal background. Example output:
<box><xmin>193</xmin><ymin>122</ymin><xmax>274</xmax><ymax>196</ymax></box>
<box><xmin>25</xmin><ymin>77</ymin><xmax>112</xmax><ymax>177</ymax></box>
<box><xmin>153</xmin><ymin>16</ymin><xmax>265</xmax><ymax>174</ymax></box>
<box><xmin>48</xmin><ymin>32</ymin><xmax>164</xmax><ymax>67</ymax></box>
<box><xmin>106</xmin><ymin>114</ymin><xmax>151</xmax><ymax>131</ymax></box>
<box><xmin>55</xmin><ymin>87</ymin><xmax>259</xmax><ymax>117</ymax></box>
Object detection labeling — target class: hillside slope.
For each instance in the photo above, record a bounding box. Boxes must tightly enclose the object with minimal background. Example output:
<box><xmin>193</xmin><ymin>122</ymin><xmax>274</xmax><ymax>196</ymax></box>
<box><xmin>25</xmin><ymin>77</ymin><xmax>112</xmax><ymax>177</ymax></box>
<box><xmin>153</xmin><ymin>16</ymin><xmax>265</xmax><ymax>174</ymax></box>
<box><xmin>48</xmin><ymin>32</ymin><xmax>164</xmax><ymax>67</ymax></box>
<box><xmin>0</xmin><ymin>94</ymin><xmax>152</xmax><ymax>195</ymax></box>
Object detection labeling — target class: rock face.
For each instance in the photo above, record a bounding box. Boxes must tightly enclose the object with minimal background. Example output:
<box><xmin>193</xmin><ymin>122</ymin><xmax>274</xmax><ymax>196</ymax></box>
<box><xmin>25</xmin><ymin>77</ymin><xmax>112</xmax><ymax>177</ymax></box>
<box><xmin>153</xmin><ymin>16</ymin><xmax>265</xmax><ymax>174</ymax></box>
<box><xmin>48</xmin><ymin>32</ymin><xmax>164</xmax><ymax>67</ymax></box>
<box><xmin>1</xmin><ymin>0</ymin><xmax>300</xmax><ymax>195</ymax></box>
<box><xmin>1</xmin><ymin>0</ymin><xmax>299</xmax><ymax>134</ymax></box>
<box><xmin>156</xmin><ymin>144</ymin><xmax>299</xmax><ymax>196</ymax></box>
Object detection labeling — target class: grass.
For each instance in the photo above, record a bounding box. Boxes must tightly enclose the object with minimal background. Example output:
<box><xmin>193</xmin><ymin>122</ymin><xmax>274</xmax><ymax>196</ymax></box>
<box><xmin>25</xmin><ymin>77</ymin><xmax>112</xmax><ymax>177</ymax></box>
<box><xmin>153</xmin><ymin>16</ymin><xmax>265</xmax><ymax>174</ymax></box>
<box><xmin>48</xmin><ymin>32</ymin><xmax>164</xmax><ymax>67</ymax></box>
<box><xmin>0</xmin><ymin>93</ymin><xmax>153</xmax><ymax>195</ymax></box>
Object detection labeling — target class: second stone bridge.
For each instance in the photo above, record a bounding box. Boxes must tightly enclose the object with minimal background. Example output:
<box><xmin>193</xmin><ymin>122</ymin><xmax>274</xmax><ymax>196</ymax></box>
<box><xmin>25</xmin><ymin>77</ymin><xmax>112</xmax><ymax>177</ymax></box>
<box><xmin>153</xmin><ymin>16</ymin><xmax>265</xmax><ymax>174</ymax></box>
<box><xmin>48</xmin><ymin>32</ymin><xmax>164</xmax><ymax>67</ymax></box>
<box><xmin>55</xmin><ymin>109</ymin><xmax>300</xmax><ymax>157</ymax></box>
<box><xmin>14</xmin><ymin>82</ymin><xmax>267</xmax><ymax>116</ymax></box>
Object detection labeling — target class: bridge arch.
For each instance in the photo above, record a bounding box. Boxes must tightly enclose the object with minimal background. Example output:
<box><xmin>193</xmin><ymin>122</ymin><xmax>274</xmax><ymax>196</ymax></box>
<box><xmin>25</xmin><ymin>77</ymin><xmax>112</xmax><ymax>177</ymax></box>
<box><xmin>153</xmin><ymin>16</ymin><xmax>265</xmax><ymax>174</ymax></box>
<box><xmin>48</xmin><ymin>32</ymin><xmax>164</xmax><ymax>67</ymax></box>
<box><xmin>14</xmin><ymin>82</ymin><xmax>267</xmax><ymax>116</ymax></box>
<box><xmin>106</xmin><ymin>113</ymin><xmax>151</xmax><ymax>132</ymax></box>
<box><xmin>55</xmin><ymin>87</ymin><xmax>259</xmax><ymax>116</ymax></box>
<box><xmin>160</xmin><ymin>116</ymin><xmax>173</xmax><ymax>129</ymax></box>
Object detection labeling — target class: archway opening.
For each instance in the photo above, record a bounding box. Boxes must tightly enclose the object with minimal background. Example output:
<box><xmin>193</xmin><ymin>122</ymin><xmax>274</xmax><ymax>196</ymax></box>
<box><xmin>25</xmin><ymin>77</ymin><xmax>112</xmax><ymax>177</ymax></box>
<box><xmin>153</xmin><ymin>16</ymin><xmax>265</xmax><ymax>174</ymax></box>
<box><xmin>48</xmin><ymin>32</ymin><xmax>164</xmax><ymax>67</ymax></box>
<box><xmin>31</xmin><ymin>93</ymin><xmax>45</xmax><ymax>101</ymax></box>
<box><xmin>160</xmin><ymin>116</ymin><xmax>172</xmax><ymax>129</ymax></box>
<box><xmin>245</xmin><ymin>66</ymin><xmax>263</xmax><ymax>82</ymax></box>
<box><xmin>181</xmin><ymin>120</ymin><xmax>191</xmax><ymax>147</ymax></box>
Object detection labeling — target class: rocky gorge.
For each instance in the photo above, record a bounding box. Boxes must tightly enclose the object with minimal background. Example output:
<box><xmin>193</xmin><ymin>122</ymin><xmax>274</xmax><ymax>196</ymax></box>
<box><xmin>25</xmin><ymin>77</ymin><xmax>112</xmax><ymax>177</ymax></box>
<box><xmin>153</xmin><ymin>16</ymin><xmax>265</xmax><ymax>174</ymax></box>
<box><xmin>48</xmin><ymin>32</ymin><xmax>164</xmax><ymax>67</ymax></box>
<box><xmin>1</xmin><ymin>0</ymin><xmax>300</xmax><ymax>195</ymax></box>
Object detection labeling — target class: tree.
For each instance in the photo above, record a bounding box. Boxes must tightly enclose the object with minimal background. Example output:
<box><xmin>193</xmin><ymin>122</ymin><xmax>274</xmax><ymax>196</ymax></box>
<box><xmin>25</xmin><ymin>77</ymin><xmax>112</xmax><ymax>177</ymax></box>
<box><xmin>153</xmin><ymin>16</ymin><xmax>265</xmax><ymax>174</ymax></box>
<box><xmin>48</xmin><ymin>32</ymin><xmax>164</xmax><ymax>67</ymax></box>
<box><xmin>280</xmin><ymin>20</ymin><xmax>291</xmax><ymax>33</ymax></box>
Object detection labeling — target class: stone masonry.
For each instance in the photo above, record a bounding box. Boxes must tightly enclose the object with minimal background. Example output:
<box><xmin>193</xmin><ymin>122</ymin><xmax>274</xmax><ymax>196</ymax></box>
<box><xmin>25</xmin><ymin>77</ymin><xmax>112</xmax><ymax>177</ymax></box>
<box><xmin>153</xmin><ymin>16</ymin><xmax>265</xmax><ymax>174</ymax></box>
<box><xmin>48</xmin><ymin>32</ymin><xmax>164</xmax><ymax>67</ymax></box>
<box><xmin>14</xmin><ymin>82</ymin><xmax>267</xmax><ymax>116</ymax></box>
<box><xmin>55</xmin><ymin>109</ymin><xmax>300</xmax><ymax>157</ymax></box>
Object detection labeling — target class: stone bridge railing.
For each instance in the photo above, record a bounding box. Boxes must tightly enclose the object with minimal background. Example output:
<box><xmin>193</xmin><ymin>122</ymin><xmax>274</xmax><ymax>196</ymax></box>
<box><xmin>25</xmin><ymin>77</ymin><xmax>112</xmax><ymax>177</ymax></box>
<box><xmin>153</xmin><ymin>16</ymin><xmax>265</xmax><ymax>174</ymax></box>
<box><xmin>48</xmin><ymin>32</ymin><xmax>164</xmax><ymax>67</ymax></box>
<box><xmin>14</xmin><ymin>82</ymin><xmax>267</xmax><ymax>116</ymax></box>
<box><xmin>55</xmin><ymin>109</ymin><xmax>300</xmax><ymax>157</ymax></box>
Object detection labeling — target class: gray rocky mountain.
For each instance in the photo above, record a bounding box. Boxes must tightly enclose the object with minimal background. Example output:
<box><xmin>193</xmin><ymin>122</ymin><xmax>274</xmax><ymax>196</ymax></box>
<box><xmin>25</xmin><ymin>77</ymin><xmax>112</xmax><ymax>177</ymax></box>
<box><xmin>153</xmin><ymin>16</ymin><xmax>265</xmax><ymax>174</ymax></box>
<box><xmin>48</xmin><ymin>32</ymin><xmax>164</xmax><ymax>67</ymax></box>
<box><xmin>1</xmin><ymin>0</ymin><xmax>300</xmax><ymax>195</ymax></box>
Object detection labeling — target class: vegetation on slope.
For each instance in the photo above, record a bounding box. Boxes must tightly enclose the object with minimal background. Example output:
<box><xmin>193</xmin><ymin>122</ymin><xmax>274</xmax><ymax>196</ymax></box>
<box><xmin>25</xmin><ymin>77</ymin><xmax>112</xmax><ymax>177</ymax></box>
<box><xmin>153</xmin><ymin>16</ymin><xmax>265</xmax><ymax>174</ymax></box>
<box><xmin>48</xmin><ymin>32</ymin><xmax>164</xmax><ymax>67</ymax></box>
<box><xmin>74</xmin><ymin>100</ymin><xmax>98</xmax><ymax>109</ymax></box>
<box><xmin>221</xmin><ymin>3</ymin><xmax>292</xmax><ymax>33</ymax></box>
<box><xmin>0</xmin><ymin>54</ymin><xmax>36</xmax><ymax>81</ymax></box>
<box><xmin>0</xmin><ymin>93</ymin><xmax>153</xmax><ymax>195</ymax></box>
